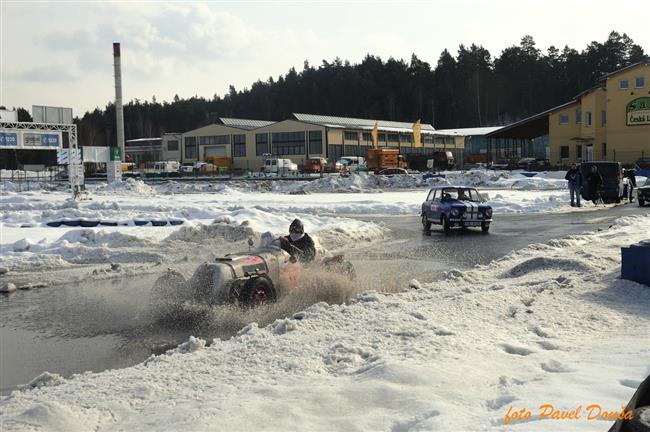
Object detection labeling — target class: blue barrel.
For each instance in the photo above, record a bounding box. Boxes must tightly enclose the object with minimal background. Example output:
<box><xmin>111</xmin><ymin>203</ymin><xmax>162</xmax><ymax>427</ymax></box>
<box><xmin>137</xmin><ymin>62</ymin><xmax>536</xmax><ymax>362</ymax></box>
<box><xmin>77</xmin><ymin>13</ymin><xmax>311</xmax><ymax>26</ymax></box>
<box><xmin>621</xmin><ymin>241</ymin><xmax>650</xmax><ymax>286</ymax></box>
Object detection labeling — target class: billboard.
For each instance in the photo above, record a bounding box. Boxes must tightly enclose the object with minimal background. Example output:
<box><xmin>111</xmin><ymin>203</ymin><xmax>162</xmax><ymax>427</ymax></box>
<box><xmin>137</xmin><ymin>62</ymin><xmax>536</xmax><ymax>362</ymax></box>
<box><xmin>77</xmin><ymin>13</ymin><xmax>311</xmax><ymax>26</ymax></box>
<box><xmin>32</xmin><ymin>106</ymin><xmax>73</xmax><ymax>124</ymax></box>
<box><xmin>0</xmin><ymin>130</ymin><xmax>61</xmax><ymax>149</ymax></box>
<box><xmin>0</xmin><ymin>132</ymin><xmax>18</xmax><ymax>147</ymax></box>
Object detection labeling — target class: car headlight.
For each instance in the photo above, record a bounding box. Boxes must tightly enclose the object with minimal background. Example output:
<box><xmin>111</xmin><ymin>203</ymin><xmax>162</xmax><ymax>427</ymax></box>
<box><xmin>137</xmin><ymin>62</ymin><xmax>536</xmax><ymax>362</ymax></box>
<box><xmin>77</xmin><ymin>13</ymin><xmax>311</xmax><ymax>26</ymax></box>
<box><xmin>484</xmin><ymin>208</ymin><xmax>493</xmax><ymax>217</ymax></box>
<box><xmin>451</xmin><ymin>208</ymin><xmax>460</xmax><ymax>217</ymax></box>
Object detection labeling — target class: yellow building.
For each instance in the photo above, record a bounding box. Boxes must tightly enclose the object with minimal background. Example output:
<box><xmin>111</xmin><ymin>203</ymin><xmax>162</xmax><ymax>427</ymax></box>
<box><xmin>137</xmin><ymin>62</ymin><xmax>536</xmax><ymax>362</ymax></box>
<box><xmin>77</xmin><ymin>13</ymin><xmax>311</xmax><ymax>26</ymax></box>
<box><xmin>549</xmin><ymin>60</ymin><xmax>650</xmax><ymax>165</ymax></box>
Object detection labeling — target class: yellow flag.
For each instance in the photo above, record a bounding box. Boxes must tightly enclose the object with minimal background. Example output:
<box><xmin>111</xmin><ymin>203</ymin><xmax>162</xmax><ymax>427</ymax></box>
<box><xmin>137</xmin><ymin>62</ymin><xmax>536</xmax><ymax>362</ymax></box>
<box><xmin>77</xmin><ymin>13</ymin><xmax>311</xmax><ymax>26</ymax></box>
<box><xmin>412</xmin><ymin>119</ymin><xmax>422</xmax><ymax>148</ymax></box>
<box><xmin>371</xmin><ymin>121</ymin><xmax>379</xmax><ymax>149</ymax></box>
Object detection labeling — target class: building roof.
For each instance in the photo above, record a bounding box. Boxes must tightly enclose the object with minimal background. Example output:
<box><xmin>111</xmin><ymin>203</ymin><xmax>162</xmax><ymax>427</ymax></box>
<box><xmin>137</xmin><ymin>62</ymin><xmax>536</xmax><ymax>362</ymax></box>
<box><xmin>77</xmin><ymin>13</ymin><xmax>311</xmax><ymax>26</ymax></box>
<box><xmin>217</xmin><ymin>117</ymin><xmax>276</xmax><ymax>130</ymax></box>
<box><xmin>486</xmin><ymin>99</ymin><xmax>578</xmax><ymax>139</ymax></box>
<box><xmin>598</xmin><ymin>58</ymin><xmax>650</xmax><ymax>82</ymax></box>
<box><xmin>125</xmin><ymin>137</ymin><xmax>162</xmax><ymax>143</ymax></box>
<box><xmin>434</xmin><ymin>126</ymin><xmax>503</xmax><ymax>136</ymax></box>
<box><xmin>292</xmin><ymin>113</ymin><xmax>436</xmax><ymax>133</ymax></box>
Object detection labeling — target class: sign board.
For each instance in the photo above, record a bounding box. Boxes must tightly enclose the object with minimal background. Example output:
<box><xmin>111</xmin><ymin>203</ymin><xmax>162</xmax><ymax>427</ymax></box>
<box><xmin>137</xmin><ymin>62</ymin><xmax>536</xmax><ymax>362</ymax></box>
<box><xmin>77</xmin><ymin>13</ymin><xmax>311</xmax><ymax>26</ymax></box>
<box><xmin>109</xmin><ymin>146</ymin><xmax>121</xmax><ymax>161</ymax></box>
<box><xmin>0</xmin><ymin>132</ymin><xmax>18</xmax><ymax>147</ymax></box>
<box><xmin>82</xmin><ymin>146</ymin><xmax>110</xmax><ymax>163</ymax></box>
<box><xmin>627</xmin><ymin>97</ymin><xmax>650</xmax><ymax>126</ymax></box>
<box><xmin>32</xmin><ymin>106</ymin><xmax>73</xmax><ymax>124</ymax></box>
<box><xmin>57</xmin><ymin>149</ymin><xmax>82</xmax><ymax>165</ymax></box>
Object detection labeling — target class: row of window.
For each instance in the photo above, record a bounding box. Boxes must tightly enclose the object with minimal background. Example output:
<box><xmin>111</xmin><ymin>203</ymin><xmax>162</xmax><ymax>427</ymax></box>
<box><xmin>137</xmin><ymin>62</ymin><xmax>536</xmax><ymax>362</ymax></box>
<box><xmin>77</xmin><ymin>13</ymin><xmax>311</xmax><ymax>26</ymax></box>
<box><xmin>559</xmin><ymin>110</ymin><xmax>607</xmax><ymax>127</ymax></box>
<box><xmin>183</xmin><ymin>129</ymin><xmax>454</xmax><ymax>159</ymax></box>
<box><xmin>343</xmin><ymin>131</ymin><xmax>451</xmax><ymax>144</ymax></box>
<box><xmin>619</xmin><ymin>76</ymin><xmax>645</xmax><ymax>90</ymax></box>
<box><xmin>559</xmin><ymin>143</ymin><xmax>607</xmax><ymax>159</ymax></box>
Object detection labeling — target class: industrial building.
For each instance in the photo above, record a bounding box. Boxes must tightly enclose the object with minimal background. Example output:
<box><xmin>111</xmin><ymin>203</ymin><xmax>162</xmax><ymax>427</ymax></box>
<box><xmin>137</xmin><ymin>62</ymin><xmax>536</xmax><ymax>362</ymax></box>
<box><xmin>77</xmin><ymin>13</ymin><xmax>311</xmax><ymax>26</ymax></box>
<box><xmin>487</xmin><ymin>59</ymin><xmax>650</xmax><ymax>166</ymax></box>
<box><xmin>180</xmin><ymin>113</ymin><xmax>465</xmax><ymax>171</ymax></box>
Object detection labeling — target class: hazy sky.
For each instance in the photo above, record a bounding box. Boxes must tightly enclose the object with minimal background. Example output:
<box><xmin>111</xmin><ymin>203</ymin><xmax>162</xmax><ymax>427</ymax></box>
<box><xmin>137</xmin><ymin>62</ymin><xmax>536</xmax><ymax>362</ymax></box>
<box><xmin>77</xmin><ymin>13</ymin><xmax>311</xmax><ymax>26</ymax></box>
<box><xmin>1</xmin><ymin>1</ymin><xmax>648</xmax><ymax>117</ymax></box>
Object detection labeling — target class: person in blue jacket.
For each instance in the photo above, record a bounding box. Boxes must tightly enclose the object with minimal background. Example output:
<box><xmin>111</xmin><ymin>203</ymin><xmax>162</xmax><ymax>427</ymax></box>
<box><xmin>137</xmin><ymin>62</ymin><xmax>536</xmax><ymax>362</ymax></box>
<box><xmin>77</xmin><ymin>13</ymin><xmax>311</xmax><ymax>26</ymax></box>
<box><xmin>564</xmin><ymin>163</ymin><xmax>582</xmax><ymax>207</ymax></box>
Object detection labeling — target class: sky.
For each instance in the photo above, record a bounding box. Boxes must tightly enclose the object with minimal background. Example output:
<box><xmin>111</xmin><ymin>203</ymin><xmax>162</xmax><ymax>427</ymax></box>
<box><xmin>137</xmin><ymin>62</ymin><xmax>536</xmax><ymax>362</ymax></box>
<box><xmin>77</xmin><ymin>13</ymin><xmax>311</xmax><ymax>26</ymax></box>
<box><xmin>1</xmin><ymin>0</ymin><xmax>649</xmax><ymax>117</ymax></box>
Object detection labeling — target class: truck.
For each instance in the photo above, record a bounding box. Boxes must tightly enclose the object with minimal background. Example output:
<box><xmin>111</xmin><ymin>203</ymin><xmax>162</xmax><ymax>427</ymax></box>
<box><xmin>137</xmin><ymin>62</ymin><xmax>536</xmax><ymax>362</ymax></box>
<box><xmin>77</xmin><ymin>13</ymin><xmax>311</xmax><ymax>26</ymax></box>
<box><xmin>367</xmin><ymin>149</ymin><xmax>407</xmax><ymax>173</ymax></box>
<box><xmin>262</xmin><ymin>158</ymin><xmax>298</xmax><ymax>175</ymax></box>
<box><xmin>204</xmin><ymin>156</ymin><xmax>233</xmax><ymax>174</ymax></box>
<box><xmin>144</xmin><ymin>161</ymin><xmax>181</xmax><ymax>177</ymax></box>
<box><xmin>301</xmin><ymin>157</ymin><xmax>328</xmax><ymax>173</ymax></box>
<box><xmin>335</xmin><ymin>156</ymin><xmax>366</xmax><ymax>173</ymax></box>
<box><xmin>426</xmin><ymin>151</ymin><xmax>455</xmax><ymax>171</ymax></box>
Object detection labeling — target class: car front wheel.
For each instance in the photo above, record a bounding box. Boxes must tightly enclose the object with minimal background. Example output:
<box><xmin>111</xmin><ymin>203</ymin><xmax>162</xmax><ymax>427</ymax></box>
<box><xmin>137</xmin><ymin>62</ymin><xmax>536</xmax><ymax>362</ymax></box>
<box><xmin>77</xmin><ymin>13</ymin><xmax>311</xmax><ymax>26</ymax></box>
<box><xmin>481</xmin><ymin>222</ymin><xmax>490</xmax><ymax>233</ymax></box>
<box><xmin>441</xmin><ymin>215</ymin><xmax>451</xmax><ymax>234</ymax></box>
<box><xmin>640</xmin><ymin>199</ymin><xmax>646</xmax><ymax>207</ymax></box>
<box><xmin>421</xmin><ymin>214</ymin><xmax>431</xmax><ymax>232</ymax></box>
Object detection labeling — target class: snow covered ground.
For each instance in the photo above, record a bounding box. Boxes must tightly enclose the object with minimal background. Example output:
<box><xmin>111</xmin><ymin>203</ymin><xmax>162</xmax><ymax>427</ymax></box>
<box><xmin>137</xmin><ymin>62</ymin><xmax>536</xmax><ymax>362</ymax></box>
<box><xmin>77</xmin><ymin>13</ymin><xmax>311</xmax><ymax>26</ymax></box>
<box><xmin>1</xmin><ymin>170</ymin><xmax>628</xmax><ymax>271</ymax></box>
<box><xmin>1</xmin><ymin>212</ymin><xmax>648</xmax><ymax>431</ymax></box>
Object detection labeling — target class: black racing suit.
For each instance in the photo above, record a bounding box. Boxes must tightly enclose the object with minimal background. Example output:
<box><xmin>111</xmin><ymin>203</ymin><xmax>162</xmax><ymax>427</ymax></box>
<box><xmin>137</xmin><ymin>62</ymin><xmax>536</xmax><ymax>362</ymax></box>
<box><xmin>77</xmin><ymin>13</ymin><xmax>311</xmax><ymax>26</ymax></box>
<box><xmin>281</xmin><ymin>233</ymin><xmax>316</xmax><ymax>263</ymax></box>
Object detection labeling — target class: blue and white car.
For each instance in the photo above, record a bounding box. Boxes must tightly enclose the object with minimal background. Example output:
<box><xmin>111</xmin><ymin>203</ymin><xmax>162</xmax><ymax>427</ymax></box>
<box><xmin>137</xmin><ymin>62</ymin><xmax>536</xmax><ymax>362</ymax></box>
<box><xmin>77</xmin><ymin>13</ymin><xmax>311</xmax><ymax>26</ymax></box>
<box><xmin>421</xmin><ymin>186</ymin><xmax>493</xmax><ymax>233</ymax></box>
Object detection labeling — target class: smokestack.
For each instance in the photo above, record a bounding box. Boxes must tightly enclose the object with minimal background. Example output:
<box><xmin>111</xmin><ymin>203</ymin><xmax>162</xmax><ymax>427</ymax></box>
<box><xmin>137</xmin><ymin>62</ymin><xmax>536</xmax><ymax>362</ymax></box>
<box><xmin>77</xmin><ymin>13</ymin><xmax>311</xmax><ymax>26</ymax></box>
<box><xmin>113</xmin><ymin>42</ymin><xmax>125</xmax><ymax>161</ymax></box>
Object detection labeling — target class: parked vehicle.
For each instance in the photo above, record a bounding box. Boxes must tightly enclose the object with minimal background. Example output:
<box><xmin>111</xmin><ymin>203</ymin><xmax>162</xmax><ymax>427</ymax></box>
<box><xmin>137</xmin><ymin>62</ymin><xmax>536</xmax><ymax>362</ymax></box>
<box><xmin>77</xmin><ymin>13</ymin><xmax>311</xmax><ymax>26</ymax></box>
<box><xmin>179</xmin><ymin>164</ymin><xmax>194</xmax><ymax>175</ymax></box>
<box><xmin>378</xmin><ymin>168</ymin><xmax>408</xmax><ymax>177</ymax></box>
<box><xmin>579</xmin><ymin>161</ymin><xmax>624</xmax><ymax>203</ymax></box>
<box><xmin>263</xmin><ymin>158</ymin><xmax>298</xmax><ymax>174</ymax></box>
<box><xmin>635</xmin><ymin>157</ymin><xmax>650</xmax><ymax>170</ymax></box>
<box><xmin>517</xmin><ymin>157</ymin><xmax>537</xmax><ymax>170</ymax></box>
<box><xmin>144</xmin><ymin>161</ymin><xmax>181</xmax><ymax>177</ymax></box>
<box><xmin>637</xmin><ymin>178</ymin><xmax>650</xmax><ymax>206</ymax></box>
<box><xmin>335</xmin><ymin>156</ymin><xmax>366</xmax><ymax>173</ymax></box>
<box><xmin>421</xmin><ymin>186</ymin><xmax>493</xmax><ymax>234</ymax></box>
<box><xmin>426</xmin><ymin>151</ymin><xmax>455</xmax><ymax>171</ymax></box>
<box><xmin>301</xmin><ymin>157</ymin><xmax>327</xmax><ymax>173</ymax></box>
<box><xmin>488</xmin><ymin>159</ymin><xmax>512</xmax><ymax>170</ymax></box>
<box><xmin>367</xmin><ymin>148</ymin><xmax>407</xmax><ymax>173</ymax></box>
<box><xmin>194</xmin><ymin>162</ymin><xmax>217</xmax><ymax>174</ymax></box>
<box><xmin>204</xmin><ymin>156</ymin><xmax>233</xmax><ymax>173</ymax></box>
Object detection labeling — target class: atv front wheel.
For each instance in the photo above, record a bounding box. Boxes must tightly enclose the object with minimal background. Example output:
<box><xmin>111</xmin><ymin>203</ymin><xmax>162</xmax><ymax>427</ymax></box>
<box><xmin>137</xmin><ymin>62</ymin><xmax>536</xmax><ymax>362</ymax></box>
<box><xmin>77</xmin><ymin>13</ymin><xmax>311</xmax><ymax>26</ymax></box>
<box><xmin>238</xmin><ymin>277</ymin><xmax>276</xmax><ymax>307</ymax></box>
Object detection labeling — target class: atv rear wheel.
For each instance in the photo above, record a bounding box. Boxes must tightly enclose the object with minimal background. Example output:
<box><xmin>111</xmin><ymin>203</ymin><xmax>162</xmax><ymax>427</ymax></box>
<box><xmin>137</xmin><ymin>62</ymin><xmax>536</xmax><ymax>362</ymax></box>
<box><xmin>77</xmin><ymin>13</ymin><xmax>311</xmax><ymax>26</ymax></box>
<box><xmin>238</xmin><ymin>277</ymin><xmax>275</xmax><ymax>308</ymax></box>
<box><xmin>151</xmin><ymin>270</ymin><xmax>187</xmax><ymax>316</ymax></box>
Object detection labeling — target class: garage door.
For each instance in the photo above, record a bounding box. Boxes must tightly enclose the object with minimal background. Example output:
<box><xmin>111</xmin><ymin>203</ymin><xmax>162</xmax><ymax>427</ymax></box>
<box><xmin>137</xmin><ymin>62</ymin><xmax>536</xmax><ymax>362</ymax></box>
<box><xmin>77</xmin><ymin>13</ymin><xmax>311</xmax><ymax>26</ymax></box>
<box><xmin>204</xmin><ymin>146</ymin><xmax>226</xmax><ymax>157</ymax></box>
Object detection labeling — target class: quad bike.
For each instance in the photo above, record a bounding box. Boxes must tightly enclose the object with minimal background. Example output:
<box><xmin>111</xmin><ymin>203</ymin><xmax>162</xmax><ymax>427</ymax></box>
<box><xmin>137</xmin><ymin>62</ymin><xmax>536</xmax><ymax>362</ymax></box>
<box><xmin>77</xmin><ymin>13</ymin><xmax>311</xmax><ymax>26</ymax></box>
<box><xmin>152</xmin><ymin>236</ymin><xmax>355</xmax><ymax>309</ymax></box>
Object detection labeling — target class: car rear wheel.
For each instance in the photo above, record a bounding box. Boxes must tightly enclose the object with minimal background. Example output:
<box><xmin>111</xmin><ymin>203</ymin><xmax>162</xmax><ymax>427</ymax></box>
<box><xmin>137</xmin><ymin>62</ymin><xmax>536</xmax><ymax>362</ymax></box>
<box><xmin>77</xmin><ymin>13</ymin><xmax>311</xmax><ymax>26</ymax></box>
<box><xmin>640</xmin><ymin>199</ymin><xmax>646</xmax><ymax>207</ymax></box>
<box><xmin>481</xmin><ymin>222</ymin><xmax>490</xmax><ymax>233</ymax></box>
<box><xmin>421</xmin><ymin>214</ymin><xmax>431</xmax><ymax>232</ymax></box>
<box><xmin>441</xmin><ymin>215</ymin><xmax>451</xmax><ymax>234</ymax></box>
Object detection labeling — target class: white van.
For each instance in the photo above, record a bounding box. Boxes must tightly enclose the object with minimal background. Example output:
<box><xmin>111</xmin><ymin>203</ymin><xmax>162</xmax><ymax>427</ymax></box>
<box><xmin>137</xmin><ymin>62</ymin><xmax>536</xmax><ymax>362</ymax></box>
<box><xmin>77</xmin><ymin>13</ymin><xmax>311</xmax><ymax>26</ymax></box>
<box><xmin>263</xmin><ymin>158</ymin><xmax>298</xmax><ymax>174</ymax></box>
<box><xmin>335</xmin><ymin>156</ymin><xmax>366</xmax><ymax>172</ymax></box>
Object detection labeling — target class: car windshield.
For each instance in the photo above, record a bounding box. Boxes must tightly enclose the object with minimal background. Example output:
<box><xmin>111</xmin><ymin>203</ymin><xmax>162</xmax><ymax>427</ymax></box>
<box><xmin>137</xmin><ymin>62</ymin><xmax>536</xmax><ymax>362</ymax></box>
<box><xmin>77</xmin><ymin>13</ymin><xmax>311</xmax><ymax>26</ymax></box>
<box><xmin>645</xmin><ymin>178</ymin><xmax>650</xmax><ymax>186</ymax></box>
<box><xmin>441</xmin><ymin>188</ymin><xmax>480</xmax><ymax>202</ymax></box>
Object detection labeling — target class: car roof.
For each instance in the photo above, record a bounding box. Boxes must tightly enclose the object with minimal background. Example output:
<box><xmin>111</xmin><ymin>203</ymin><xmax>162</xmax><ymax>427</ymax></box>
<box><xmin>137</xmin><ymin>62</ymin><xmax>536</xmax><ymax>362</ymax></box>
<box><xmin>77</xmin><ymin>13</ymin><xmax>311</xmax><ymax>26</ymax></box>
<box><xmin>429</xmin><ymin>186</ymin><xmax>476</xmax><ymax>190</ymax></box>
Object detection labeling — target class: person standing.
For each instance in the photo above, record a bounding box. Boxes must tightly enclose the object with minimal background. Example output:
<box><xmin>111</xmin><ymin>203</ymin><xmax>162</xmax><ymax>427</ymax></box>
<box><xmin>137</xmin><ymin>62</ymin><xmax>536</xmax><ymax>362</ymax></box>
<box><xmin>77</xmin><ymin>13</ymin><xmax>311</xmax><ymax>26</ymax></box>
<box><xmin>625</xmin><ymin>168</ymin><xmax>637</xmax><ymax>202</ymax></box>
<box><xmin>586</xmin><ymin>165</ymin><xmax>604</xmax><ymax>205</ymax></box>
<box><xmin>564</xmin><ymin>163</ymin><xmax>582</xmax><ymax>207</ymax></box>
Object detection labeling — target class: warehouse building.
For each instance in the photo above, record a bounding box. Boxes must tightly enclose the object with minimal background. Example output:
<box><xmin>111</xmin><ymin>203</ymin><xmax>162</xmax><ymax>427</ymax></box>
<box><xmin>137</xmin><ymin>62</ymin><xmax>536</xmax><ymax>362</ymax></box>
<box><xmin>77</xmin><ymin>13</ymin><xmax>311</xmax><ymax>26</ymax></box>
<box><xmin>181</xmin><ymin>114</ymin><xmax>463</xmax><ymax>171</ymax></box>
<box><xmin>487</xmin><ymin>59</ymin><xmax>650</xmax><ymax>166</ymax></box>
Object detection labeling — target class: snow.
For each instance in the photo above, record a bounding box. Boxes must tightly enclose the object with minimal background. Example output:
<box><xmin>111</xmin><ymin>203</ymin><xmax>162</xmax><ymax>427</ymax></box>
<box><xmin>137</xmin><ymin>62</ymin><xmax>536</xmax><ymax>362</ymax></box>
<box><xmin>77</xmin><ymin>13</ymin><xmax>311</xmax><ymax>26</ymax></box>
<box><xmin>1</xmin><ymin>214</ymin><xmax>648</xmax><ymax>431</ymax></box>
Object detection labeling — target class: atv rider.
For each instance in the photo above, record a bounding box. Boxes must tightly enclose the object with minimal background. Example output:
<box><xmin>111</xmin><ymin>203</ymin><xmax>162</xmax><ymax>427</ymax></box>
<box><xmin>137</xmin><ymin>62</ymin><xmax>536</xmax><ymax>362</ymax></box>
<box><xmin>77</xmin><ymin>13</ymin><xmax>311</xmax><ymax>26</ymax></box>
<box><xmin>280</xmin><ymin>219</ymin><xmax>316</xmax><ymax>263</ymax></box>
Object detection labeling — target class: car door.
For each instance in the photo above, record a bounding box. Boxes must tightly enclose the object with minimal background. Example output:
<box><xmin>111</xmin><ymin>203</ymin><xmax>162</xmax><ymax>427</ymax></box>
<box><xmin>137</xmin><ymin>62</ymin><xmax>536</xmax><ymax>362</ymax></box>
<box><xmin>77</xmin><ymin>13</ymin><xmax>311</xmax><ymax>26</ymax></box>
<box><xmin>422</xmin><ymin>189</ymin><xmax>434</xmax><ymax>218</ymax></box>
<box><xmin>424</xmin><ymin>190</ymin><xmax>438</xmax><ymax>220</ymax></box>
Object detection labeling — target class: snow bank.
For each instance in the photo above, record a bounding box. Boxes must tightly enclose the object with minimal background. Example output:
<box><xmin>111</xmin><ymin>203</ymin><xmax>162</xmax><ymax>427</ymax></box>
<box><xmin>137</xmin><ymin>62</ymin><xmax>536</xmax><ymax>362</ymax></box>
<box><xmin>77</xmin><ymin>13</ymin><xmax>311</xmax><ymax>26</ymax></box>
<box><xmin>1</xmin><ymin>215</ymin><xmax>648</xmax><ymax>431</ymax></box>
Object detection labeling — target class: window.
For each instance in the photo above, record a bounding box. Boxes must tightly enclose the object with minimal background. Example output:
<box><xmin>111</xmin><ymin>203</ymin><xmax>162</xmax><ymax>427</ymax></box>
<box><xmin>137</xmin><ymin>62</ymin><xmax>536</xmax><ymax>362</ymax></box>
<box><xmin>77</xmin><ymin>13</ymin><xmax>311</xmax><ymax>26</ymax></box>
<box><xmin>362</xmin><ymin>132</ymin><xmax>372</xmax><ymax>142</ymax></box>
<box><xmin>576</xmin><ymin>144</ymin><xmax>582</xmax><ymax>160</ymax></box>
<box><xmin>586</xmin><ymin>111</ymin><xmax>592</xmax><ymax>127</ymax></box>
<box><xmin>184</xmin><ymin>137</ymin><xmax>197</xmax><ymax>159</ymax></box>
<box><xmin>601</xmin><ymin>110</ymin><xmax>607</xmax><ymax>126</ymax></box>
<box><xmin>560</xmin><ymin>145</ymin><xmax>569</xmax><ymax>159</ymax></box>
<box><xmin>344</xmin><ymin>131</ymin><xmax>358</xmax><ymax>141</ymax></box>
<box><xmin>619</xmin><ymin>79</ymin><xmax>629</xmax><ymax>90</ymax></box>
<box><xmin>635</xmin><ymin>76</ymin><xmax>645</xmax><ymax>88</ymax></box>
<box><xmin>344</xmin><ymin>145</ymin><xmax>358</xmax><ymax>156</ymax></box>
<box><xmin>434</xmin><ymin>136</ymin><xmax>445</xmax><ymax>144</ymax></box>
<box><xmin>426</xmin><ymin>190</ymin><xmax>435</xmax><ymax>201</ymax></box>
<box><xmin>423</xmin><ymin>134</ymin><xmax>434</xmax><ymax>144</ymax></box>
<box><xmin>446</xmin><ymin>137</ymin><xmax>455</xmax><ymax>145</ymax></box>
<box><xmin>399</xmin><ymin>134</ymin><xmax>412</xmax><ymax>144</ymax></box>
<box><xmin>602</xmin><ymin>142</ymin><xmax>607</xmax><ymax>158</ymax></box>
<box><xmin>559</xmin><ymin>113</ymin><xmax>569</xmax><ymax>125</ymax></box>
<box><xmin>167</xmin><ymin>140</ymin><xmax>179</xmax><ymax>151</ymax></box>
<box><xmin>308</xmin><ymin>130</ymin><xmax>322</xmax><ymax>154</ymax></box>
<box><xmin>256</xmin><ymin>133</ymin><xmax>269</xmax><ymax>156</ymax></box>
<box><xmin>387</xmin><ymin>133</ymin><xmax>399</xmax><ymax>142</ymax></box>
<box><xmin>271</xmin><ymin>131</ymin><xmax>305</xmax><ymax>155</ymax></box>
<box><xmin>576</xmin><ymin>108</ymin><xmax>582</xmax><ymax>124</ymax></box>
<box><xmin>232</xmin><ymin>134</ymin><xmax>246</xmax><ymax>157</ymax></box>
<box><xmin>199</xmin><ymin>135</ymin><xmax>229</xmax><ymax>145</ymax></box>
<box><xmin>378</xmin><ymin>133</ymin><xmax>386</xmax><ymax>142</ymax></box>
